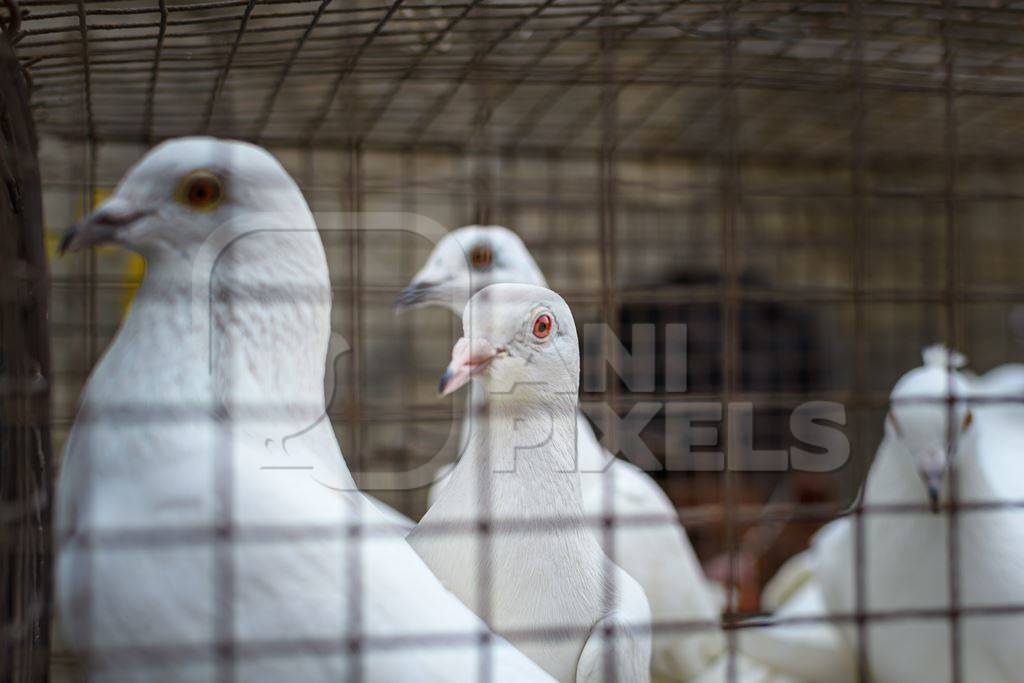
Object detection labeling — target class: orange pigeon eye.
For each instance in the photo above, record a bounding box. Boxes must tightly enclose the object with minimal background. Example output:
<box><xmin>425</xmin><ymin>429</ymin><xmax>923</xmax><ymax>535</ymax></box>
<box><xmin>469</xmin><ymin>244</ymin><xmax>493</xmax><ymax>270</ymax></box>
<box><xmin>178</xmin><ymin>171</ymin><xmax>224</xmax><ymax>211</ymax></box>
<box><xmin>532</xmin><ymin>314</ymin><xmax>552</xmax><ymax>339</ymax></box>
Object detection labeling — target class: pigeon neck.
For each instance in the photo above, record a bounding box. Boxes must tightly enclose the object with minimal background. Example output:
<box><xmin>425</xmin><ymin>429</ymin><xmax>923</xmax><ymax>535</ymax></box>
<box><xmin>110</xmin><ymin>233</ymin><xmax>332</xmax><ymax>419</ymax></box>
<box><xmin>410</xmin><ymin>386</ymin><xmax>607</xmax><ymax>683</ymax></box>
<box><xmin>443</xmin><ymin>395</ymin><xmax>587</xmax><ymax>524</ymax></box>
<box><xmin>482</xmin><ymin>397</ymin><xmax>582</xmax><ymax>473</ymax></box>
<box><xmin>464</xmin><ymin>383</ymin><xmax>610</xmax><ymax>474</ymax></box>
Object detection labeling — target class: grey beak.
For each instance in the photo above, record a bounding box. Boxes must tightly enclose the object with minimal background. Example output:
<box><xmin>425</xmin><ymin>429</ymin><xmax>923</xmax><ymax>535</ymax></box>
<box><xmin>926</xmin><ymin>484</ymin><xmax>941</xmax><ymax>513</ymax></box>
<box><xmin>59</xmin><ymin>218</ymin><xmax>113</xmax><ymax>255</ymax></box>
<box><xmin>395</xmin><ymin>281</ymin><xmax>438</xmax><ymax>309</ymax></box>
<box><xmin>914</xmin><ymin>448</ymin><xmax>947</xmax><ymax>515</ymax></box>
<box><xmin>438</xmin><ymin>368</ymin><xmax>454</xmax><ymax>395</ymax></box>
<box><xmin>58</xmin><ymin>204</ymin><xmax>152</xmax><ymax>255</ymax></box>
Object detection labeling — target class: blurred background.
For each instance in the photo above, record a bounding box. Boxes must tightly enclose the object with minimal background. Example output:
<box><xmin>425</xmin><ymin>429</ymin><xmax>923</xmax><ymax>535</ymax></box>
<box><xmin>6</xmin><ymin>0</ymin><xmax>1024</xmax><ymax>678</ymax></box>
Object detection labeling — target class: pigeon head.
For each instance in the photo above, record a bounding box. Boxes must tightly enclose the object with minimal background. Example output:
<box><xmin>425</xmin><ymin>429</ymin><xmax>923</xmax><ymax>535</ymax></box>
<box><xmin>396</xmin><ymin>225</ymin><xmax>546</xmax><ymax>314</ymax></box>
<box><xmin>438</xmin><ymin>283</ymin><xmax>579</xmax><ymax>406</ymax></box>
<box><xmin>885</xmin><ymin>346</ymin><xmax>975</xmax><ymax>511</ymax></box>
<box><xmin>59</xmin><ymin>137</ymin><xmax>309</xmax><ymax>258</ymax></box>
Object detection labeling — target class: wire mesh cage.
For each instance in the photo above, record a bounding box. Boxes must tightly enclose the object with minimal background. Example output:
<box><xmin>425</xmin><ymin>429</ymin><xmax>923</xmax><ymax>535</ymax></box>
<box><xmin>4</xmin><ymin>0</ymin><xmax>1024</xmax><ymax>681</ymax></box>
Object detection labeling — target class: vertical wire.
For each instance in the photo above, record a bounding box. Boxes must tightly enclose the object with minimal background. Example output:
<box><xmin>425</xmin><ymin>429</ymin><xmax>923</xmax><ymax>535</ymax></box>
<box><xmin>718</xmin><ymin>2</ymin><xmax>740</xmax><ymax>680</ymax></box>
<box><xmin>499</xmin><ymin>152</ymin><xmax>517</xmax><ymax>229</ymax></box>
<box><xmin>544</xmin><ymin>152</ymin><xmax>558</xmax><ymax>258</ymax></box>
<box><xmin>74</xmin><ymin>0</ymin><xmax>94</xmax><ymax>145</ymax></box>
<box><xmin>848</xmin><ymin>2</ymin><xmax>870</xmax><ymax>681</ymax></box>
<box><xmin>252</xmin><ymin>0</ymin><xmax>331</xmax><ymax>142</ymax></box>
<box><xmin>346</xmin><ymin>147</ymin><xmax>365</xmax><ymax>483</ymax></box>
<box><xmin>399</xmin><ymin>149</ymin><xmax>418</xmax><ymax>517</ymax></box>
<box><xmin>476</xmin><ymin>369</ymin><xmax>494</xmax><ymax>683</ymax></box>
<box><xmin>543</xmin><ymin>152</ymin><xmax>559</xmax><ymax>285</ymax></box>
<box><xmin>472</xmin><ymin>79</ymin><xmax>494</xmax><ymax>227</ymax></box>
<box><xmin>940</xmin><ymin>3</ymin><xmax>964</xmax><ymax>682</ymax></box>
<box><xmin>460</xmin><ymin>256</ymin><xmax>493</xmax><ymax>683</ymax></box>
<box><xmin>212</xmin><ymin>141</ymin><xmax>241</xmax><ymax>683</ymax></box>
<box><xmin>470</xmin><ymin>78</ymin><xmax>495</xmax><ymax>683</ymax></box>
<box><xmin>345</xmin><ymin>143</ymin><xmax>365</xmax><ymax>683</ymax></box>
<box><xmin>80</xmin><ymin>134</ymin><xmax>97</xmax><ymax>680</ymax></box>
<box><xmin>200</xmin><ymin>0</ymin><xmax>257</xmax><ymax>135</ymax></box>
<box><xmin>142</xmin><ymin>0</ymin><xmax>167</xmax><ymax>145</ymax></box>
<box><xmin>598</xmin><ymin>0</ymin><xmax>620</xmax><ymax>674</ymax></box>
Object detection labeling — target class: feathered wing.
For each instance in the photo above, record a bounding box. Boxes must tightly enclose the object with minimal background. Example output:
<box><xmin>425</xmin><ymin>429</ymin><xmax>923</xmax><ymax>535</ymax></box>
<box><xmin>973</xmin><ymin>401</ymin><xmax>1024</xmax><ymax>502</ymax></box>
<box><xmin>729</xmin><ymin>517</ymin><xmax>857</xmax><ymax>683</ymax></box>
<box><xmin>579</xmin><ymin>436</ymin><xmax>806</xmax><ymax>683</ymax></box>
<box><xmin>227</xmin><ymin>436</ymin><xmax>557</xmax><ymax>683</ymax></box>
<box><xmin>581</xmin><ymin>458</ymin><xmax>724</xmax><ymax>679</ymax></box>
<box><xmin>576</xmin><ymin>611</ymin><xmax>650</xmax><ymax>683</ymax></box>
<box><xmin>759</xmin><ymin>550</ymin><xmax>814</xmax><ymax>612</ymax></box>
<box><xmin>57</xmin><ymin>425</ymin><xmax>552</xmax><ymax>683</ymax></box>
<box><xmin>575</xmin><ymin>569</ymin><xmax>652</xmax><ymax>683</ymax></box>
<box><xmin>738</xmin><ymin>562</ymin><xmax>857</xmax><ymax>683</ymax></box>
<box><xmin>971</xmin><ymin>363</ymin><xmax>1024</xmax><ymax>400</ymax></box>
<box><xmin>961</xmin><ymin>405</ymin><xmax>1024</xmax><ymax>680</ymax></box>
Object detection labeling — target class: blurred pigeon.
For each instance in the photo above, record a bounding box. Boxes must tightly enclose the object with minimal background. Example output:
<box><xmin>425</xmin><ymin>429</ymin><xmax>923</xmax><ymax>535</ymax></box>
<box><xmin>968</xmin><ymin>362</ymin><xmax>1024</xmax><ymax>401</ymax></box>
<box><xmin>744</xmin><ymin>346</ymin><xmax>1024</xmax><ymax>682</ymax></box>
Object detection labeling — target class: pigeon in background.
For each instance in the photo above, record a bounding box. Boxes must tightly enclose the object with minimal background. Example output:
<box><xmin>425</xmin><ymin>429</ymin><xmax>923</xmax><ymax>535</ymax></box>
<box><xmin>967</xmin><ymin>362</ymin><xmax>1024</xmax><ymax>400</ymax></box>
<box><xmin>742</xmin><ymin>346</ymin><xmax>1024</xmax><ymax>683</ymax></box>
<box><xmin>398</xmin><ymin>225</ymin><xmax>804</xmax><ymax>682</ymax></box>
<box><xmin>55</xmin><ymin>139</ymin><xmax>553</xmax><ymax>682</ymax></box>
<box><xmin>409</xmin><ymin>283</ymin><xmax>652</xmax><ymax>682</ymax></box>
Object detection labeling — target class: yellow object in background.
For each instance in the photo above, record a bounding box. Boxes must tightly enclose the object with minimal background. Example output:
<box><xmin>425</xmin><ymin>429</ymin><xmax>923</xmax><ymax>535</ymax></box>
<box><xmin>120</xmin><ymin>254</ymin><xmax>146</xmax><ymax>314</ymax></box>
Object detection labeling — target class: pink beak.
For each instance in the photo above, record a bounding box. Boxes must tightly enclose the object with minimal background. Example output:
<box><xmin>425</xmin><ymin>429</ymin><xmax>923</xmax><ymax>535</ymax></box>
<box><xmin>438</xmin><ymin>337</ymin><xmax>498</xmax><ymax>397</ymax></box>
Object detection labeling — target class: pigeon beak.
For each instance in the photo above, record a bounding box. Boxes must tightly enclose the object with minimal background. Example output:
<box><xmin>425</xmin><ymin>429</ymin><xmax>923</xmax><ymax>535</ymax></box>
<box><xmin>58</xmin><ymin>199</ymin><xmax>152</xmax><ymax>255</ymax></box>
<box><xmin>395</xmin><ymin>280</ymin><xmax>439</xmax><ymax>309</ymax></box>
<box><xmin>916</xmin><ymin>460</ymin><xmax>946</xmax><ymax>514</ymax></box>
<box><xmin>438</xmin><ymin>337</ymin><xmax>499</xmax><ymax>397</ymax></box>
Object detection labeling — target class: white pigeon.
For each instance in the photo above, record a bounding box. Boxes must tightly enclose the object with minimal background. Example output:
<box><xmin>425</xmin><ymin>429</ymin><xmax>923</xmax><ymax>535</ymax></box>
<box><xmin>742</xmin><ymin>346</ymin><xmax>1024</xmax><ymax>683</ymax></box>
<box><xmin>54</xmin><ymin>138</ymin><xmax>554</xmax><ymax>683</ymax></box>
<box><xmin>398</xmin><ymin>225</ymin><xmax>799</xmax><ymax>682</ymax></box>
<box><xmin>408</xmin><ymin>283</ymin><xmax>653</xmax><ymax>682</ymax></box>
<box><xmin>968</xmin><ymin>362</ymin><xmax>1024</xmax><ymax>399</ymax></box>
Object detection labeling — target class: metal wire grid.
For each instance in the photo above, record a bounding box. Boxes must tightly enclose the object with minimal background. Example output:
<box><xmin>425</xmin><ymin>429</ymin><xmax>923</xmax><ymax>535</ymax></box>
<box><xmin>10</xmin><ymin>0</ymin><xmax>1024</xmax><ymax>159</ymax></box>
<box><xmin>8</xmin><ymin>0</ymin><xmax>1024</xmax><ymax>681</ymax></box>
<box><xmin>41</xmin><ymin>153</ymin><xmax>1024</xmax><ymax>681</ymax></box>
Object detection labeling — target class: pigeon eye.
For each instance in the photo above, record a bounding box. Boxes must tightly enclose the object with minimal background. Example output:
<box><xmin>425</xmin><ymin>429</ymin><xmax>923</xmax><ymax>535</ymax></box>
<box><xmin>469</xmin><ymin>244</ymin><xmax>493</xmax><ymax>270</ymax></box>
<box><xmin>532</xmin><ymin>314</ymin><xmax>552</xmax><ymax>340</ymax></box>
<box><xmin>178</xmin><ymin>171</ymin><xmax>223</xmax><ymax>211</ymax></box>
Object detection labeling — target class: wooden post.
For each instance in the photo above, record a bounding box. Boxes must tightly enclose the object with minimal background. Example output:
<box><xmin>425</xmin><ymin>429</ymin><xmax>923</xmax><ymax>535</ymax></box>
<box><xmin>0</xmin><ymin>24</ymin><xmax>52</xmax><ymax>683</ymax></box>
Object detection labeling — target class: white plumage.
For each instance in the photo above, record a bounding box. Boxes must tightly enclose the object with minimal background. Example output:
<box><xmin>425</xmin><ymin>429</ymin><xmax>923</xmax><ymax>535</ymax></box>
<box><xmin>968</xmin><ymin>362</ymin><xmax>1024</xmax><ymax>399</ymax></box>
<box><xmin>54</xmin><ymin>139</ymin><xmax>554</xmax><ymax>682</ymax></box>
<box><xmin>398</xmin><ymin>225</ymin><xmax>802</xmax><ymax>682</ymax></box>
<box><xmin>408</xmin><ymin>283</ymin><xmax>652</xmax><ymax>682</ymax></box>
<box><xmin>743</xmin><ymin>346</ymin><xmax>1024</xmax><ymax>683</ymax></box>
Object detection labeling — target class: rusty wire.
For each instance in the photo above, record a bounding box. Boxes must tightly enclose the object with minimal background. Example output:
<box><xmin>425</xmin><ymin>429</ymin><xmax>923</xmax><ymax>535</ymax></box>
<box><xmin>12</xmin><ymin>1</ymin><xmax>1024</xmax><ymax>681</ymax></box>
